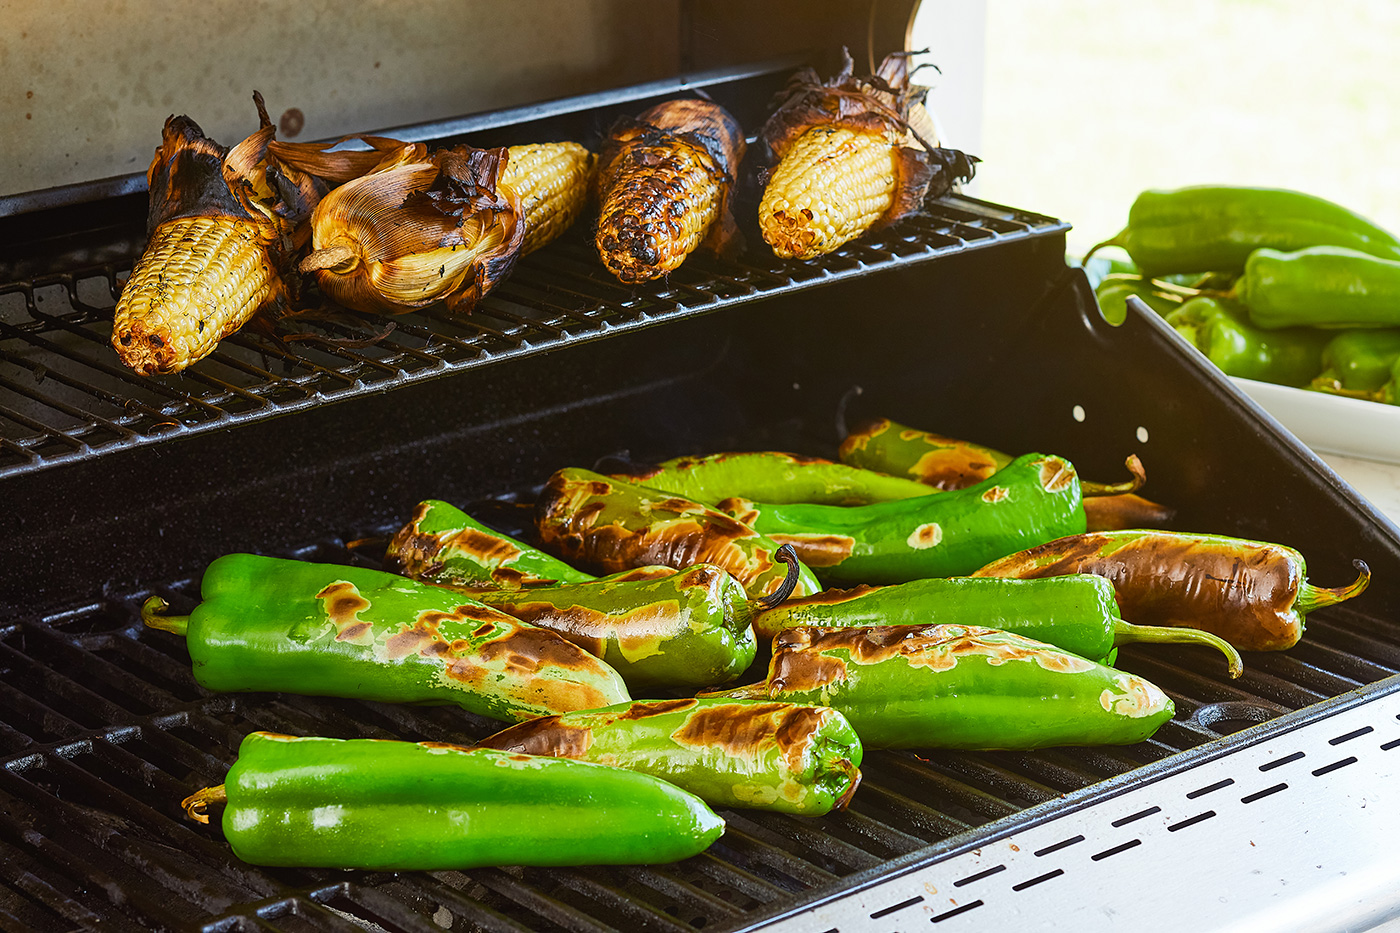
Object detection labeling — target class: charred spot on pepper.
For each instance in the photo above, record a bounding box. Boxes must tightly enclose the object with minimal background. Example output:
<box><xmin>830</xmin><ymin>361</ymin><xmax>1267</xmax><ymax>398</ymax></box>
<box><xmin>672</xmin><ymin>701</ymin><xmax>792</xmax><ymax>757</ymax></box>
<box><xmin>981</xmin><ymin>486</ymin><xmax>1010</xmax><ymax>504</ymax></box>
<box><xmin>475</xmin><ymin>716</ymin><xmax>595</xmax><ymax>758</ymax></box>
<box><xmin>1037</xmin><ymin>457</ymin><xmax>1077</xmax><ymax>493</ymax></box>
<box><xmin>619</xmin><ymin>698</ymin><xmax>697</xmax><ymax>719</ymax></box>
<box><xmin>768</xmin><ymin>533</ymin><xmax>855</xmax><ymax>567</ymax></box>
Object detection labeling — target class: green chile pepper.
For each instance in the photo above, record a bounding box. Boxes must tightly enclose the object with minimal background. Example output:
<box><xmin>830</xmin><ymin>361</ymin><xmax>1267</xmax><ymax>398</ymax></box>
<box><xmin>476</xmin><ymin>697</ymin><xmax>863</xmax><ymax>815</ymax></box>
<box><xmin>1237</xmin><ymin>246</ymin><xmax>1400</xmax><ymax>329</ymax></box>
<box><xmin>714</xmin><ymin>452</ymin><xmax>1106</xmax><ymax>585</ymax></box>
<box><xmin>143</xmin><ymin>554</ymin><xmax>631</xmax><ymax>723</ymax></box>
<box><xmin>613</xmin><ymin>450</ymin><xmax>934</xmax><ymax>506</ymax></box>
<box><xmin>182</xmin><ymin>732</ymin><xmax>724</xmax><ymax>869</ymax></box>
<box><xmin>1088</xmin><ymin>186</ymin><xmax>1400</xmax><ymax>276</ymax></box>
<box><xmin>1165</xmin><ymin>295</ymin><xmax>1328</xmax><ymax>386</ymax></box>
<box><xmin>534</xmin><ymin>468</ymin><xmax>822</xmax><ymax>601</ymax></box>
<box><xmin>1094</xmin><ymin>275</ymin><xmax>1184</xmax><ymax>325</ymax></box>
<box><xmin>839</xmin><ymin>417</ymin><xmax>1013</xmax><ymax>490</ymax></box>
<box><xmin>751</xmin><ymin>574</ymin><xmax>1242</xmax><ymax>677</ymax></box>
<box><xmin>973</xmin><ymin>530</ymin><xmax>1372</xmax><ymax>652</ymax></box>
<box><xmin>473</xmin><ymin>562</ymin><xmax>779</xmax><ymax>691</ymax></box>
<box><xmin>1312</xmin><ymin>329</ymin><xmax>1400</xmax><ymax>394</ymax></box>
<box><xmin>386</xmin><ymin>499</ymin><xmax>596</xmax><ymax>588</ymax></box>
<box><xmin>702</xmin><ymin>625</ymin><xmax>1175</xmax><ymax>749</ymax></box>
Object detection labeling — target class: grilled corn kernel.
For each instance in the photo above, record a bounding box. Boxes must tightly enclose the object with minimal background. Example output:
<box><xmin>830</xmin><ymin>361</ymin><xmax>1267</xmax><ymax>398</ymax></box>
<box><xmin>502</xmin><ymin>142</ymin><xmax>595</xmax><ymax>255</ymax></box>
<box><xmin>595</xmin><ymin>140</ymin><xmax>721</xmax><ymax>283</ymax></box>
<box><xmin>112</xmin><ymin>215</ymin><xmax>283</xmax><ymax>375</ymax></box>
<box><xmin>759</xmin><ymin>125</ymin><xmax>900</xmax><ymax>260</ymax></box>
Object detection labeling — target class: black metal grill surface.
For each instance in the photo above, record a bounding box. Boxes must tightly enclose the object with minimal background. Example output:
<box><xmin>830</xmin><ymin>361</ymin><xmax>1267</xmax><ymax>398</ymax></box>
<box><xmin>5</xmin><ymin>531</ymin><xmax>1397</xmax><ymax>933</ymax></box>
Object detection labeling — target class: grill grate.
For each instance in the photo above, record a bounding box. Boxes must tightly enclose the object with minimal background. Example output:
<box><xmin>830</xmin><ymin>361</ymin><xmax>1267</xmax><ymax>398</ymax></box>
<box><xmin>0</xmin><ymin>199</ymin><xmax>1064</xmax><ymax>478</ymax></box>
<box><xmin>3</xmin><ymin>533</ymin><xmax>1398</xmax><ymax>933</ymax></box>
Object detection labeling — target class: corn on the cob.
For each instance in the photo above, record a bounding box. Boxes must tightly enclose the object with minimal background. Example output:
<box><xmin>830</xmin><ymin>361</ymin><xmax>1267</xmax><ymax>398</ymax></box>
<box><xmin>299</xmin><ymin>145</ymin><xmax>525</xmax><ymax>315</ymax></box>
<box><xmin>757</xmin><ymin>50</ymin><xmax>979</xmax><ymax>260</ymax></box>
<box><xmin>595</xmin><ymin>99</ymin><xmax>745</xmax><ymax>283</ymax></box>
<box><xmin>501</xmin><ymin>142</ymin><xmax>596</xmax><ymax>255</ymax></box>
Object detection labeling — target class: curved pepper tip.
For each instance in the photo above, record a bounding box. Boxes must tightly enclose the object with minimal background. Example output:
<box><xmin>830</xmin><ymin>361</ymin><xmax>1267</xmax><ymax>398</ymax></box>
<box><xmin>756</xmin><ymin>544</ymin><xmax>802</xmax><ymax>610</ymax></box>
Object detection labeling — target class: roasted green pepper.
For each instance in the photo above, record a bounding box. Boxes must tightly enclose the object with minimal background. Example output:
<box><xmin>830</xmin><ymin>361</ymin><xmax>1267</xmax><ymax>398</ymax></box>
<box><xmin>1237</xmin><ymin>246</ymin><xmax>1400</xmax><ymax>329</ymax></box>
<box><xmin>1165</xmin><ymin>295</ymin><xmax>1328</xmax><ymax>386</ymax></box>
<box><xmin>714</xmin><ymin>452</ymin><xmax>1108</xmax><ymax>584</ymax></box>
<box><xmin>1312</xmin><ymin>328</ymin><xmax>1400</xmax><ymax>394</ymax></box>
<box><xmin>973</xmin><ymin>530</ymin><xmax>1372</xmax><ymax>652</ymax></box>
<box><xmin>143</xmin><ymin>554</ymin><xmax>630</xmax><ymax>723</ymax></box>
<box><xmin>182</xmin><ymin>732</ymin><xmax>724</xmax><ymax>869</ymax></box>
<box><xmin>752</xmin><ymin>574</ymin><xmax>1242</xmax><ymax>677</ymax></box>
<box><xmin>1087</xmin><ymin>186</ymin><xmax>1400</xmax><ymax>276</ymax></box>
<box><xmin>476</xmin><ymin>697</ymin><xmax>862</xmax><ymax>815</ymax></box>
<box><xmin>702</xmin><ymin>625</ymin><xmax>1175</xmax><ymax>749</ymax></box>
<box><xmin>613</xmin><ymin>450</ymin><xmax>934</xmax><ymax>506</ymax></box>
<box><xmin>534</xmin><ymin>468</ymin><xmax>822</xmax><ymax>600</ymax></box>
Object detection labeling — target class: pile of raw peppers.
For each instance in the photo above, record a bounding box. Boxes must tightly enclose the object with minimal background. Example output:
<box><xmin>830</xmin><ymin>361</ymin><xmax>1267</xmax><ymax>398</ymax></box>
<box><xmin>150</xmin><ymin>419</ymin><xmax>1371</xmax><ymax>871</ymax></box>
<box><xmin>1087</xmin><ymin>185</ymin><xmax>1400</xmax><ymax>402</ymax></box>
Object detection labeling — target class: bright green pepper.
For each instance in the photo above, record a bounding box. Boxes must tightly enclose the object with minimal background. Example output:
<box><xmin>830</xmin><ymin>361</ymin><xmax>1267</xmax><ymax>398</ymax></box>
<box><xmin>714</xmin><ymin>453</ymin><xmax>1094</xmax><ymax>585</ymax></box>
<box><xmin>534</xmin><ymin>468</ymin><xmax>822</xmax><ymax>601</ymax></box>
<box><xmin>702</xmin><ymin>625</ymin><xmax>1175</xmax><ymax>749</ymax></box>
<box><xmin>1087</xmin><ymin>186</ymin><xmax>1400</xmax><ymax>276</ymax></box>
<box><xmin>142</xmin><ymin>554</ymin><xmax>630</xmax><ymax>723</ymax></box>
<box><xmin>751</xmin><ymin>574</ymin><xmax>1242</xmax><ymax>676</ymax></box>
<box><xmin>386</xmin><ymin>499</ymin><xmax>596</xmax><ymax>588</ymax></box>
<box><xmin>1312</xmin><ymin>329</ymin><xmax>1400</xmax><ymax>394</ymax></box>
<box><xmin>476</xmin><ymin>697</ymin><xmax>863</xmax><ymax>815</ymax></box>
<box><xmin>614</xmin><ymin>450</ymin><xmax>934</xmax><ymax>506</ymax></box>
<box><xmin>1238</xmin><ymin>246</ymin><xmax>1400</xmax><ymax>329</ymax></box>
<box><xmin>183</xmin><ymin>732</ymin><xmax>724</xmax><ymax>869</ymax></box>
<box><xmin>1165</xmin><ymin>295</ymin><xmax>1328</xmax><ymax>386</ymax></box>
<box><xmin>1094</xmin><ymin>275</ymin><xmax>1183</xmax><ymax>325</ymax></box>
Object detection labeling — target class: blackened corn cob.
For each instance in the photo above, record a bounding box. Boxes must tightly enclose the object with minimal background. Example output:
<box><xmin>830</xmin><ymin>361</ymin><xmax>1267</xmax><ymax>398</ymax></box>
<box><xmin>595</xmin><ymin>99</ymin><xmax>745</xmax><ymax>283</ymax></box>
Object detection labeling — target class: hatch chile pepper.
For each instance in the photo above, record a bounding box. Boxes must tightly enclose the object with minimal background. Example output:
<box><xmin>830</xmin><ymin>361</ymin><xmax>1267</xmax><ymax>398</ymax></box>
<box><xmin>182</xmin><ymin>732</ymin><xmax>724</xmax><ymax>869</ymax></box>
<box><xmin>751</xmin><ymin>574</ymin><xmax>1242</xmax><ymax>677</ymax></box>
<box><xmin>1311</xmin><ymin>328</ymin><xmax>1400</xmax><ymax>395</ymax></box>
<box><xmin>1086</xmin><ymin>186</ymin><xmax>1400</xmax><ymax>276</ymax></box>
<box><xmin>476</xmin><ymin>697</ymin><xmax>863</xmax><ymax>815</ymax></box>
<box><xmin>142</xmin><ymin>554</ymin><xmax>630</xmax><ymax>723</ymax></box>
<box><xmin>837</xmin><ymin>418</ymin><xmax>1174</xmax><ymax>532</ymax></box>
<box><xmin>1237</xmin><ymin>246</ymin><xmax>1400</xmax><ymax>330</ymax></box>
<box><xmin>612</xmin><ymin>450</ymin><xmax>934</xmax><ymax>506</ymax></box>
<box><xmin>972</xmin><ymin>530</ymin><xmax>1371</xmax><ymax>652</ymax></box>
<box><xmin>701</xmin><ymin>624</ymin><xmax>1175</xmax><ymax>749</ymax></box>
<box><xmin>534</xmin><ymin>468</ymin><xmax>822</xmax><ymax>600</ymax></box>
<box><xmin>1094</xmin><ymin>274</ymin><xmax>1184</xmax><ymax>326</ymax></box>
<box><xmin>1165</xmin><ymin>295</ymin><xmax>1328</xmax><ymax>386</ymax></box>
<box><xmin>712</xmin><ymin>452</ymin><xmax>1142</xmax><ymax>584</ymax></box>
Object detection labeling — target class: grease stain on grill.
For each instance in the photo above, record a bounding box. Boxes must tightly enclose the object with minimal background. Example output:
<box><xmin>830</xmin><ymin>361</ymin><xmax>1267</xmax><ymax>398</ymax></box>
<box><xmin>1312</xmin><ymin>756</ymin><xmax>1358</xmax><ymax>776</ymax></box>
<box><xmin>1167</xmin><ymin>811</ymin><xmax>1216</xmax><ymax>832</ymax></box>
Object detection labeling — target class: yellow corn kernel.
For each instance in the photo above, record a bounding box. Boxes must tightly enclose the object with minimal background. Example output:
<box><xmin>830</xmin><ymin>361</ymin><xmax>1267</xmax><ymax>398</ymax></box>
<box><xmin>502</xmin><ymin>142</ymin><xmax>595</xmax><ymax>255</ymax></box>
<box><xmin>595</xmin><ymin>140</ymin><xmax>722</xmax><ymax>283</ymax></box>
<box><xmin>112</xmin><ymin>216</ymin><xmax>283</xmax><ymax>375</ymax></box>
<box><xmin>759</xmin><ymin>125</ymin><xmax>901</xmax><ymax>260</ymax></box>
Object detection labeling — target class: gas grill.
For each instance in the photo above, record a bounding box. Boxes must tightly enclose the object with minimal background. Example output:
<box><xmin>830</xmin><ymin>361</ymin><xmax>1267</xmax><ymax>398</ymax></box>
<box><xmin>3</xmin><ymin>13</ymin><xmax>1400</xmax><ymax>933</ymax></box>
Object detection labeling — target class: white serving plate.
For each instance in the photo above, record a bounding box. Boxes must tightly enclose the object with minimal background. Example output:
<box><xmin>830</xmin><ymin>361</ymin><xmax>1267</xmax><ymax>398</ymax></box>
<box><xmin>1232</xmin><ymin>377</ymin><xmax>1400</xmax><ymax>464</ymax></box>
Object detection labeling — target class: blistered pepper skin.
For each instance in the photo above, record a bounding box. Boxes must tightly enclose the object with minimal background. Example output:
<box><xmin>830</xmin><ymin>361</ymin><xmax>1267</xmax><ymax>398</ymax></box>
<box><xmin>217</xmin><ymin>732</ymin><xmax>724</xmax><ymax>869</ymax></box>
<box><xmin>704</xmin><ymin>625</ymin><xmax>1175</xmax><ymax>750</ymax></box>
<box><xmin>165</xmin><ymin>554</ymin><xmax>631</xmax><ymax>723</ymax></box>
<box><xmin>615</xmin><ymin>450</ymin><xmax>934</xmax><ymax>506</ymax></box>
<box><xmin>476</xmin><ymin>698</ymin><xmax>863</xmax><ymax>815</ymax></box>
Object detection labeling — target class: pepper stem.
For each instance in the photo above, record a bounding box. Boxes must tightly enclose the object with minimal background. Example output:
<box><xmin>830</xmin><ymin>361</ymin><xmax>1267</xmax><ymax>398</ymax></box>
<box><xmin>1080</xmin><ymin>232</ymin><xmax>1126</xmax><ymax>266</ymax></box>
<box><xmin>181</xmin><ymin>785</ymin><xmax>227</xmax><ymax>824</ymax></box>
<box><xmin>756</xmin><ymin>544</ymin><xmax>802</xmax><ymax>610</ymax></box>
<box><xmin>1081</xmin><ymin>454</ymin><xmax>1147</xmax><ymax>498</ymax></box>
<box><xmin>1112</xmin><ymin>619</ymin><xmax>1244</xmax><ymax>679</ymax></box>
<box><xmin>1295</xmin><ymin>560</ymin><xmax>1371</xmax><ymax>615</ymax></box>
<box><xmin>141</xmin><ymin>596</ymin><xmax>190</xmax><ymax>636</ymax></box>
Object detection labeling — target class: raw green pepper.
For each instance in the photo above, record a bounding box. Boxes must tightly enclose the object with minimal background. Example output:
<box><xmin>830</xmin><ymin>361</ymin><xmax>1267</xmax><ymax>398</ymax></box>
<box><xmin>534</xmin><ymin>468</ymin><xmax>822</xmax><ymax>601</ymax></box>
<box><xmin>1237</xmin><ymin>246</ymin><xmax>1400</xmax><ymax>329</ymax></box>
<box><xmin>182</xmin><ymin>732</ymin><xmax>724</xmax><ymax>869</ymax></box>
<box><xmin>613</xmin><ymin>450</ymin><xmax>934</xmax><ymax>506</ymax></box>
<box><xmin>1165</xmin><ymin>295</ymin><xmax>1328</xmax><ymax>386</ymax></box>
<box><xmin>1087</xmin><ymin>186</ymin><xmax>1400</xmax><ymax>276</ymax></box>
<box><xmin>143</xmin><ymin>554</ymin><xmax>631</xmax><ymax>723</ymax></box>
<box><xmin>386</xmin><ymin>499</ymin><xmax>596</xmax><ymax>588</ymax></box>
<box><xmin>751</xmin><ymin>574</ymin><xmax>1242</xmax><ymax>677</ymax></box>
<box><xmin>476</xmin><ymin>697</ymin><xmax>863</xmax><ymax>815</ymax></box>
<box><xmin>1312</xmin><ymin>328</ymin><xmax>1400</xmax><ymax>394</ymax></box>
<box><xmin>1094</xmin><ymin>275</ymin><xmax>1183</xmax><ymax>325</ymax></box>
<box><xmin>714</xmin><ymin>452</ymin><xmax>1119</xmax><ymax>585</ymax></box>
<box><xmin>701</xmin><ymin>625</ymin><xmax>1175</xmax><ymax>749</ymax></box>
<box><xmin>973</xmin><ymin>530</ymin><xmax>1372</xmax><ymax>652</ymax></box>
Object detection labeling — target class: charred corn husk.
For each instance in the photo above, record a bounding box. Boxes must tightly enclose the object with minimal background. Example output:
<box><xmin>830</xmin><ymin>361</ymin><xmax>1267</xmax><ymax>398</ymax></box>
<box><xmin>758</xmin><ymin>49</ymin><xmax>980</xmax><ymax>259</ymax></box>
<box><xmin>502</xmin><ymin>142</ymin><xmax>596</xmax><ymax>255</ymax></box>
<box><xmin>300</xmin><ymin>146</ymin><xmax>526</xmax><ymax>314</ymax></box>
<box><xmin>595</xmin><ymin>99</ymin><xmax>745</xmax><ymax>283</ymax></box>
